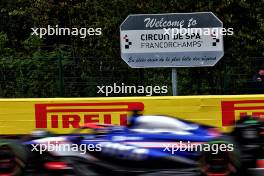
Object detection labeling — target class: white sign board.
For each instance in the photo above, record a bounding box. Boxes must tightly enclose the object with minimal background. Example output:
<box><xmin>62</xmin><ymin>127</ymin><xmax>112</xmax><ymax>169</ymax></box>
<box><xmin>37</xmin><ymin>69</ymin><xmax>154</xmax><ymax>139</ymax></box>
<box><xmin>120</xmin><ymin>12</ymin><xmax>224</xmax><ymax>68</ymax></box>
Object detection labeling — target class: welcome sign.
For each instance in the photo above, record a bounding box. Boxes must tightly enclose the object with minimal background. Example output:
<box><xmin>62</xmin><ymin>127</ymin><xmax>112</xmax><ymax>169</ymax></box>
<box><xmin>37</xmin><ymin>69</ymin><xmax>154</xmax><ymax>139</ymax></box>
<box><xmin>120</xmin><ymin>12</ymin><xmax>225</xmax><ymax>68</ymax></box>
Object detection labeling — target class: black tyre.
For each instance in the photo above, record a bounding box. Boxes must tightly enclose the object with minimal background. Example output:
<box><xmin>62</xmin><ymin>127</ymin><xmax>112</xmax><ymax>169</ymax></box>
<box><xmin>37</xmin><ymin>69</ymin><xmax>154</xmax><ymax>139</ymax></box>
<box><xmin>199</xmin><ymin>137</ymin><xmax>241</xmax><ymax>176</ymax></box>
<box><xmin>0</xmin><ymin>139</ymin><xmax>27</xmax><ymax>176</ymax></box>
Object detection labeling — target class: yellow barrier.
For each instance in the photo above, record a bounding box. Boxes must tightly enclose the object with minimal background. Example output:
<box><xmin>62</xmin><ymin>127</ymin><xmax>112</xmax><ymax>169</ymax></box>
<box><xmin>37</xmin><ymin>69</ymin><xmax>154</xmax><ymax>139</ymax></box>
<box><xmin>1</xmin><ymin>95</ymin><xmax>264</xmax><ymax>134</ymax></box>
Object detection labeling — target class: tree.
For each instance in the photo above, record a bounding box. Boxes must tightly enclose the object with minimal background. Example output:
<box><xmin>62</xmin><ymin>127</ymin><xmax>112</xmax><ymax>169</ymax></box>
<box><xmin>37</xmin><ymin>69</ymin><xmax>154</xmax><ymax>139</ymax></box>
<box><xmin>0</xmin><ymin>0</ymin><xmax>263</xmax><ymax>97</ymax></box>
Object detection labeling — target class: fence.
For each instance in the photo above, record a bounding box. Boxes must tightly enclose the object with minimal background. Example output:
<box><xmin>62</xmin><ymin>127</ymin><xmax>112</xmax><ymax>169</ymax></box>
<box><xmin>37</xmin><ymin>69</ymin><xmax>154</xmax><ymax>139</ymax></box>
<box><xmin>0</xmin><ymin>55</ymin><xmax>264</xmax><ymax>98</ymax></box>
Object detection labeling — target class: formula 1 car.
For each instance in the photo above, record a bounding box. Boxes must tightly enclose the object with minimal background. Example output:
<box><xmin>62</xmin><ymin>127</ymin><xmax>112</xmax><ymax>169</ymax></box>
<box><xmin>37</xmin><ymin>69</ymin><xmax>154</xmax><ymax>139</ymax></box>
<box><xmin>0</xmin><ymin>114</ymin><xmax>242</xmax><ymax>176</ymax></box>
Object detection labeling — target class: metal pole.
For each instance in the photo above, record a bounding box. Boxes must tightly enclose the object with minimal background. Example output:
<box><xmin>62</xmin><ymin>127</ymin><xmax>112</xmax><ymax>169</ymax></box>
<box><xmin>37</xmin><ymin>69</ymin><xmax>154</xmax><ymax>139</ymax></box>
<box><xmin>172</xmin><ymin>68</ymin><xmax>177</xmax><ymax>96</ymax></box>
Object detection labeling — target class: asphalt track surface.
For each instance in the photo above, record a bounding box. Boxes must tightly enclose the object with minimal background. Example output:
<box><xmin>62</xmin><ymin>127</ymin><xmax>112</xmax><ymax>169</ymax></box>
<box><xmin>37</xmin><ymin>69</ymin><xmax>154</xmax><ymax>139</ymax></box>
<box><xmin>15</xmin><ymin>167</ymin><xmax>264</xmax><ymax>175</ymax></box>
<box><xmin>138</xmin><ymin>168</ymin><xmax>200</xmax><ymax>176</ymax></box>
<box><xmin>24</xmin><ymin>168</ymin><xmax>201</xmax><ymax>176</ymax></box>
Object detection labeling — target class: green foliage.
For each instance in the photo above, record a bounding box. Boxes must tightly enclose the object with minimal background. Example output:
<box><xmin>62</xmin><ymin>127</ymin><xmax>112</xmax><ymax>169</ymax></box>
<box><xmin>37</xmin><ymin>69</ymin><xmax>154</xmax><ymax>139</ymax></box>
<box><xmin>0</xmin><ymin>0</ymin><xmax>264</xmax><ymax>97</ymax></box>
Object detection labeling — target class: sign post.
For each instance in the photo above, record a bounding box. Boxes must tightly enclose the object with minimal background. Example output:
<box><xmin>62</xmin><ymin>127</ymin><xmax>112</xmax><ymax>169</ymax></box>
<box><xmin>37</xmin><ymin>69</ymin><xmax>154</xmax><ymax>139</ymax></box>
<box><xmin>172</xmin><ymin>68</ymin><xmax>177</xmax><ymax>95</ymax></box>
<box><xmin>120</xmin><ymin>12</ymin><xmax>224</xmax><ymax>95</ymax></box>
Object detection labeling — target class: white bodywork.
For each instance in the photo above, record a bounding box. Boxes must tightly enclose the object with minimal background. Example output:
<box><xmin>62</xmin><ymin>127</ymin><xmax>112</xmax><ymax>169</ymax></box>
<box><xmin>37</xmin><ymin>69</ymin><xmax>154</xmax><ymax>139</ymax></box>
<box><xmin>131</xmin><ymin>115</ymin><xmax>199</xmax><ymax>135</ymax></box>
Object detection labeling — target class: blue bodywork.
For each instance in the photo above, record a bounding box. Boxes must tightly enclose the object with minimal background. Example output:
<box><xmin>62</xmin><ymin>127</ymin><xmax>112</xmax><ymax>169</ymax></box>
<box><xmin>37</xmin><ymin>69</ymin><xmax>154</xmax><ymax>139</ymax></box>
<box><xmin>24</xmin><ymin>115</ymin><xmax>221</xmax><ymax>170</ymax></box>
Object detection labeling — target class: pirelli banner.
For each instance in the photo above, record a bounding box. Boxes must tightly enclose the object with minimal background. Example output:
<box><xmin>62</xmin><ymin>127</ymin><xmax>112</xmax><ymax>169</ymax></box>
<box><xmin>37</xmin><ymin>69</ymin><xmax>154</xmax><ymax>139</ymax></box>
<box><xmin>1</xmin><ymin>95</ymin><xmax>264</xmax><ymax>135</ymax></box>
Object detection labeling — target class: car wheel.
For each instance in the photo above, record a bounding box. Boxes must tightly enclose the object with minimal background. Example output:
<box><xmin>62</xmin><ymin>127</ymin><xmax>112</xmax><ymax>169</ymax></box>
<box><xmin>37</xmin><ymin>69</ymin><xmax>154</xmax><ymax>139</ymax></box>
<box><xmin>199</xmin><ymin>138</ymin><xmax>242</xmax><ymax>176</ymax></box>
<box><xmin>241</xmin><ymin>128</ymin><xmax>259</xmax><ymax>140</ymax></box>
<box><xmin>0</xmin><ymin>140</ymin><xmax>27</xmax><ymax>176</ymax></box>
